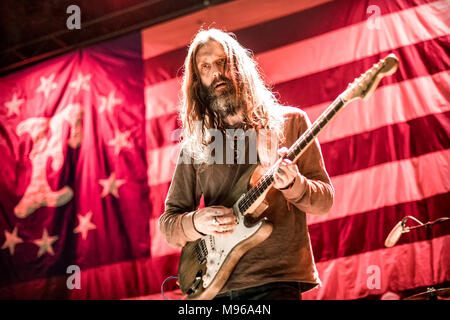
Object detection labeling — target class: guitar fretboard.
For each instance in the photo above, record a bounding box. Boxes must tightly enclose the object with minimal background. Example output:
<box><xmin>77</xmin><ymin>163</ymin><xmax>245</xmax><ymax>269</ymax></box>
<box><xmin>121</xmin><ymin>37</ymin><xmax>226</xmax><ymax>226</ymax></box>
<box><xmin>237</xmin><ymin>97</ymin><xmax>346</xmax><ymax>214</ymax></box>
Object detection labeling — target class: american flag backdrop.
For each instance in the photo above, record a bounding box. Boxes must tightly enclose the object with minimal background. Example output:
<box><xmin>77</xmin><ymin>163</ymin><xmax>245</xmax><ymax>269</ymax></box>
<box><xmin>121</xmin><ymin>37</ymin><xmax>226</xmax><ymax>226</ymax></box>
<box><xmin>1</xmin><ymin>0</ymin><xmax>449</xmax><ymax>299</ymax></box>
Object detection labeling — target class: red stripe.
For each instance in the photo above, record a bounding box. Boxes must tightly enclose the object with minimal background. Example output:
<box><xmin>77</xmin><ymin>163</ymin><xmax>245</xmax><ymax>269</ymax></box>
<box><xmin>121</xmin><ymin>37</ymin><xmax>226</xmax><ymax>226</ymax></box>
<box><xmin>274</xmin><ymin>35</ymin><xmax>450</xmax><ymax>108</ymax></box>
<box><xmin>143</xmin><ymin>0</ymin><xmax>432</xmax><ymax>85</ymax></box>
<box><xmin>309</xmin><ymin>192</ymin><xmax>450</xmax><ymax>263</ymax></box>
<box><xmin>303</xmin><ymin>235</ymin><xmax>450</xmax><ymax>299</ymax></box>
<box><xmin>322</xmin><ymin>111</ymin><xmax>450</xmax><ymax>177</ymax></box>
<box><xmin>148</xmin><ymin>182</ymin><xmax>171</xmax><ymax>219</ymax></box>
<box><xmin>0</xmin><ymin>254</ymin><xmax>180</xmax><ymax>299</ymax></box>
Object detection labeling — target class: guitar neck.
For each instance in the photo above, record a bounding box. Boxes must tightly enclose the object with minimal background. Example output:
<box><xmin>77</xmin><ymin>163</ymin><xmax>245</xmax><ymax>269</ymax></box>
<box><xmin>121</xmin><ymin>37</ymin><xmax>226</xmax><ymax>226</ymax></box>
<box><xmin>287</xmin><ymin>96</ymin><xmax>346</xmax><ymax>163</ymax></box>
<box><xmin>237</xmin><ymin>96</ymin><xmax>347</xmax><ymax>214</ymax></box>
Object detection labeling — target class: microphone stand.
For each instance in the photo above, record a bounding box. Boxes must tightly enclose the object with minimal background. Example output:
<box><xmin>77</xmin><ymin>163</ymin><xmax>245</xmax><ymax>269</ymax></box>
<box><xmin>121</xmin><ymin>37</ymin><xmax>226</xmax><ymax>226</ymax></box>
<box><xmin>399</xmin><ymin>216</ymin><xmax>450</xmax><ymax>300</ymax></box>
<box><xmin>402</xmin><ymin>216</ymin><xmax>450</xmax><ymax>232</ymax></box>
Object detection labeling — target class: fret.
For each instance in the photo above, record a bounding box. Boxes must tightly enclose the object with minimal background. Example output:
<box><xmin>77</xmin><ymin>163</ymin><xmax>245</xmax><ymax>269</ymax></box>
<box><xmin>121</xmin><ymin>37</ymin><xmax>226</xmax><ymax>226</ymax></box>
<box><xmin>326</xmin><ymin>108</ymin><xmax>336</xmax><ymax>120</ymax></box>
<box><xmin>318</xmin><ymin>116</ymin><xmax>328</xmax><ymax>128</ymax></box>
<box><xmin>312</xmin><ymin>125</ymin><xmax>320</xmax><ymax>136</ymax></box>
<box><xmin>304</xmin><ymin>133</ymin><xmax>314</xmax><ymax>144</ymax></box>
<box><xmin>299</xmin><ymin>139</ymin><xmax>307</xmax><ymax>150</ymax></box>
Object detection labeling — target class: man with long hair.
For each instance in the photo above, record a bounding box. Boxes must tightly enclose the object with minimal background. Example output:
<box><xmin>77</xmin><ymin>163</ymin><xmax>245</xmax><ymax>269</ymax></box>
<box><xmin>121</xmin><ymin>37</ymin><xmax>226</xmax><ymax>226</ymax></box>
<box><xmin>159</xmin><ymin>28</ymin><xmax>334</xmax><ymax>300</ymax></box>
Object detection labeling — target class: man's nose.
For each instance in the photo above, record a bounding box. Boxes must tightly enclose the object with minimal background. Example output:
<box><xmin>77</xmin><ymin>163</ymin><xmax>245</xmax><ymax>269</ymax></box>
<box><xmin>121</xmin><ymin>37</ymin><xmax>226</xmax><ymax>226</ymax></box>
<box><xmin>212</xmin><ymin>70</ymin><xmax>221</xmax><ymax>81</ymax></box>
<box><xmin>211</xmin><ymin>64</ymin><xmax>222</xmax><ymax>79</ymax></box>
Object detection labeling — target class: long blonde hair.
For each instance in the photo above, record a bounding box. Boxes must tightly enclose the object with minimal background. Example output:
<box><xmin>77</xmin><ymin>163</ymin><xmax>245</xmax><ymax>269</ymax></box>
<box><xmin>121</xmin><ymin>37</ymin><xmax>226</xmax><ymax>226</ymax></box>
<box><xmin>180</xmin><ymin>28</ymin><xmax>284</xmax><ymax>161</ymax></box>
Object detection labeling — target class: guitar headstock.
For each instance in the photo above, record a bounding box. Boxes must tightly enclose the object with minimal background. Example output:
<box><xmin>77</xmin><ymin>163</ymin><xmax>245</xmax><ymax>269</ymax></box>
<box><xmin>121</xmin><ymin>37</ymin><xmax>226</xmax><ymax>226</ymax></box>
<box><xmin>341</xmin><ymin>54</ymin><xmax>399</xmax><ymax>102</ymax></box>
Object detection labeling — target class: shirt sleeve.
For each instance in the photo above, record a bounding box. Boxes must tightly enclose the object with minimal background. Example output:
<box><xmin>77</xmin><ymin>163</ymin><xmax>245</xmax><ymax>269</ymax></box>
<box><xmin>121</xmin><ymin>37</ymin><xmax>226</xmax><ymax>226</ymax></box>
<box><xmin>280</xmin><ymin>110</ymin><xmax>335</xmax><ymax>215</ymax></box>
<box><xmin>158</xmin><ymin>148</ymin><xmax>203</xmax><ymax>248</ymax></box>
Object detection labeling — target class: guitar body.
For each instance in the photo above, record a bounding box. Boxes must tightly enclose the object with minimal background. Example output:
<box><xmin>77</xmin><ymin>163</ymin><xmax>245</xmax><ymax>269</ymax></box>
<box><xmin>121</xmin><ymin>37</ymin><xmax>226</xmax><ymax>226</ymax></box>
<box><xmin>178</xmin><ymin>163</ymin><xmax>274</xmax><ymax>300</ymax></box>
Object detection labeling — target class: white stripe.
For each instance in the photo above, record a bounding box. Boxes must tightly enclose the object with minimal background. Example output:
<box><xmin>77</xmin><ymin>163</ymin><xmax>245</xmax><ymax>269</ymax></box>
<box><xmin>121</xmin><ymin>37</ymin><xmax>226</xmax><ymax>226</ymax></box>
<box><xmin>150</xmin><ymin>217</ymin><xmax>181</xmax><ymax>258</ymax></box>
<box><xmin>145</xmin><ymin>79</ymin><xmax>181</xmax><ymax>119</ymax></box>
<box><xmin>147</xmin><ymin>144</ymin><xmax>182</xmax><ymax>186</ymax></box>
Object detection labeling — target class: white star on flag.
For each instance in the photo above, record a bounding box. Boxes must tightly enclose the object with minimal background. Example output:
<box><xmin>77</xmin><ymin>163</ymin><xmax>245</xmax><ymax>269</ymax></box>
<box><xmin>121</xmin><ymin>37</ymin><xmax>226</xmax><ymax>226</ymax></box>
<box><xmin>1</xmin><ymin>226</ymin><xmax>24</xmax><ymax>255</ymax></box>
<box><xmin>99</xmin><ymin>172</ymin><xmax>126</xmax><ymax>198</ymax></box>
<box><xmin>107</xmin><ymin>130</ymin><xmax>132</xmax><ymax>155</ymax></box>
<box><xmin>36</xmin><ymin>73</ymin><xmax>58</xmax><ymax>98</ymax></box>
<box><xmin>33</xmin><ymin>228</ymin><xmax>58</xmax><ymax>258</ymax></box>
<box><xmin>4</xmin><ymin>93</ymin><xmax>24</xmax><ymax>117</ymax></box>
<box><xmin>99</xmin><ymin>90</ymin><xmax>122</xmax><ymax>113</ymax></box>
<box><xmin>69</xmin><ymin>72</ymin><xmax>92</xmax><ymax>94</ymax></box>
<box><xmin>74</xmin><ymin>211</ymin><xmax>97</xmax><ymax>240</ymax></box>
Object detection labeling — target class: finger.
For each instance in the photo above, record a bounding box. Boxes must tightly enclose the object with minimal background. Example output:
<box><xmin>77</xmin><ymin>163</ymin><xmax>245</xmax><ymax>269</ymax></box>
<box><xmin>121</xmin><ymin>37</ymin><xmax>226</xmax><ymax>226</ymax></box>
<box><xmin>278</xmin><ymin>159</ymin><xmax>294</xmax><ymax>168</ymax></box>
<box><xmin>279</xmin><ymin>159</ymin><xmax>295</xmax><ymax>168</ymax></box>
<box><xmin>214</xmin><ymin>228</ymin><xmax>234</xmax><ymax>236</ymax></box>
<box><xmin>282</xmin><ymin>158</ymin><xmax>293</xmax><ymax>164</ymax></box>
<box><xmin>210</xmin><ymin>216</ymin><xmax>220</xmax><ymax>226</ymax></box>
<box><xmin>212</xmin><ymin>207</ymin><xmax>233</xmax><ymax>216</ymax></box>
<box><xmin>212</xmin><ymin>210</ymin><xmax>223</xmax><ymax>216</ymax></box>
<box><xmin>218</xmin><ymin>215</ymin><xmax>237</xmax><ymax>225</ymax></box>
<box><xmin>277</xmin><ymin>147</ymin><xmax>289</xmax><ymax>158</ymax></box>
<box><xmin>213</xmin><ymin>226</ymin><xmax>235</xmax><ymax>235</ymax></box>
<box><xmin>213</xmin><ymin>215</ymin><xmax>236</xmax><ymax>225</ymax></box>
<box><xmin>213</xmin><ymin>230</ymin><xmax>234</xmax><ymax>237</ymax></box>
<box><xmin>279</xmin><ymin>164</ymin><xmax>296</xmax><ymax>176</ymax></box>
<box><xmin>220</xmin><ymin>223</ymin><xmax>237</xmax><ymax>230</ymax></box>
<box><xmin>279</xmin><ymin>161</ymin><xmax>298</xmax><ymax>175</ymax></box>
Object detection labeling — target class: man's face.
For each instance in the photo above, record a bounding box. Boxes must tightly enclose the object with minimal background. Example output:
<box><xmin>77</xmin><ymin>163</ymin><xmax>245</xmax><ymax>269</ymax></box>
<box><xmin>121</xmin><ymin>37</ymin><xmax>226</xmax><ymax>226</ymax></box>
<box><xmin>196</xmin><ymin>40</ymin><xmax>239</xmax><ymax>118</ymax></box>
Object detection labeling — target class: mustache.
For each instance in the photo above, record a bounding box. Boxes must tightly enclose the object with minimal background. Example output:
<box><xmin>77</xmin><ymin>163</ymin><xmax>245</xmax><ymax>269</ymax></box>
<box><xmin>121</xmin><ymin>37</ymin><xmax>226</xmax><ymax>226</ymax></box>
<box><xmin>209</xmin><ymin>77</ymin><xmax>233</xmax><ymax>91</ymax></box>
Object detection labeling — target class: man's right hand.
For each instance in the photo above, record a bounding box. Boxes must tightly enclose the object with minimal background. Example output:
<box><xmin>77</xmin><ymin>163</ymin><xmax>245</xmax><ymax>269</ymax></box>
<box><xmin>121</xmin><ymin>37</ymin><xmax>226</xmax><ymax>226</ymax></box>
<box><xmin>193</xmin><ymin>206</ymin><xmax>237</xmax><ymax>237</ymax></box>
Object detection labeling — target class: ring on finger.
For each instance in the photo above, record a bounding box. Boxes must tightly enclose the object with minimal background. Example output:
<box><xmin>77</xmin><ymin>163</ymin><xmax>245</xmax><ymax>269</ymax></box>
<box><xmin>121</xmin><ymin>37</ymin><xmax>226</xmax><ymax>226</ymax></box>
<box><xmin>213</xmin><ymin>216</ymin><xmax>220</xmax><ymax>226</ymax></box>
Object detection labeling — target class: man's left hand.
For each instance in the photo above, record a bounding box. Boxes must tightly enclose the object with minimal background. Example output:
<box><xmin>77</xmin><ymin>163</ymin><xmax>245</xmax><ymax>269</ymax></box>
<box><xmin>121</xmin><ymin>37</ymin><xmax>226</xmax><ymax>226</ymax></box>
<box><xmin>273</xmin><ymin>147</ymin><xmax>299</xmax><ymax>190</ymax></box>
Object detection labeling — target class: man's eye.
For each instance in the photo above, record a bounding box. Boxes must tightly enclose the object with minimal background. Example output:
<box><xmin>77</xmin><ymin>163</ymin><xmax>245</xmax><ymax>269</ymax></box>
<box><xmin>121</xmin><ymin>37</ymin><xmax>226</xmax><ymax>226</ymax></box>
<box><xmin>202</xmin><ymin>64</ymin><xmax>210</xmax><ymax>70</ymax></box>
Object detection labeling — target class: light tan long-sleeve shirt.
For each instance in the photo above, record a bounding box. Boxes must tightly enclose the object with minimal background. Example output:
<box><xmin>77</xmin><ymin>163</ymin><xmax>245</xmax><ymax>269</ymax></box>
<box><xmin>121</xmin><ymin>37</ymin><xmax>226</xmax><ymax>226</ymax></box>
<box><xmin>159</xmin><ymin>106</ymin><xmax>334</xmax><ymax>294</ymax></box>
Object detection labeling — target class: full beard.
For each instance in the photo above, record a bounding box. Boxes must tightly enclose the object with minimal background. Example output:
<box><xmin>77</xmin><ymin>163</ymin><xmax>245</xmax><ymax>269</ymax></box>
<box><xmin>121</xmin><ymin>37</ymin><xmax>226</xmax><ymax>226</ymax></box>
<box><xmin>200</xmin><ymin>77</ymin><xmax>243</xmax><ymax>123</ymax></box>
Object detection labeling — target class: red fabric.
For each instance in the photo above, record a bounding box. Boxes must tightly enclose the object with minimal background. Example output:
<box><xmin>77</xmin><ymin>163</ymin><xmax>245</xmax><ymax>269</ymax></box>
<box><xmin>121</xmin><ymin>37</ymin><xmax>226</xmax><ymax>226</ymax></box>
<box><xmin>0</xmin><ymin>0</ymin><xmax>448</xmax><ymax>300</ymax></box>
<box><xmin>143</xmin><ymin>0</ymin><xmax>450</xmax><ymax>299</ymax></box>
<box><xmin>0</xmin><ymin>33</ymin><xmax>153</xmax><ymax>299</ymax></box>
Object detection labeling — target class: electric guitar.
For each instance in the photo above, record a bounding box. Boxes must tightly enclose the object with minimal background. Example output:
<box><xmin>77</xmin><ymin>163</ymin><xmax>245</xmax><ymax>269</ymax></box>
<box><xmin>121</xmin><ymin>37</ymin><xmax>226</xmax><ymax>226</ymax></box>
<box><xmin>178</xmin><ymin>54</ymin><xmax>399</xmax><ymax>299</ymax></box>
